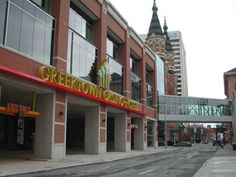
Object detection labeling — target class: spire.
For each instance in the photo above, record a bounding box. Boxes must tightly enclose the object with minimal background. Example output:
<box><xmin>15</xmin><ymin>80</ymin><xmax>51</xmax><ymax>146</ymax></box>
<box><xmin>163</xmin><ymin>17</ymin><xmax>173</xmax><ymax>52</ymax></box>
<box><xmin>147</xmin><ymin>0</ymin><xmax>163</xmax><ymax>37</ymax></box>
<box><xmin>163</xmin><ymin>16</ymin><xmax>168</xmax><ymax>35</ymax></box>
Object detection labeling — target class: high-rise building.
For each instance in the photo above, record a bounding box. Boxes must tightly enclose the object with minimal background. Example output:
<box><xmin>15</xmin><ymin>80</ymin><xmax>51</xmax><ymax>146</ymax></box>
<box><xmin>168</xmin><ymin>31</ymin><xmax>188</xmax><ymax>96</ymax></box>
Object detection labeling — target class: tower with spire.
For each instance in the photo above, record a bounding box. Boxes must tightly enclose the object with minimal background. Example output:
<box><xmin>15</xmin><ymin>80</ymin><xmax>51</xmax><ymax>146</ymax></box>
<box><xmin>146</xmin><ymin>0</ymin><xmax>177</xmax><ymax>96</ymax></box>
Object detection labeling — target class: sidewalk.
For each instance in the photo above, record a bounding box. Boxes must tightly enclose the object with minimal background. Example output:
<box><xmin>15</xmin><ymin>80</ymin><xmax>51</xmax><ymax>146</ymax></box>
<box><xmin>193</xmin><ymin>144</ymin><xmax>236</xmax><ymax>177</ymax></box>
<box><xmin>0</xmin><ymin>147</ymin><xmax>173</xmax><ymax>176</ymax></box>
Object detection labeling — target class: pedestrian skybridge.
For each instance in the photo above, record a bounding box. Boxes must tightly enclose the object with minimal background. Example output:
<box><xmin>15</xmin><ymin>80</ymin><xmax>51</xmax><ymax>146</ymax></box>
<box><xmin>158</xmin><ymin>95</ymin><xmax>232</xmax><ymax>123</ymax></box>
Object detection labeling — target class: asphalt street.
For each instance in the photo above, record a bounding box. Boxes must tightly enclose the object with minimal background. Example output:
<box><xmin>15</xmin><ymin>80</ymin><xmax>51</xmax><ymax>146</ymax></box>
<box><xmin>8</xmin><ymin>144</ymin><xmax>218</xmax><ymax>177</ymax></box>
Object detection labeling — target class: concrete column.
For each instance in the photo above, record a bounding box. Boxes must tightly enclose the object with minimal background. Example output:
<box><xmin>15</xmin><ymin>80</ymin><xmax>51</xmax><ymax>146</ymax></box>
<box><xmin>34</xmin><ymin>92</ymin><xmax>66</xmax><ymax>159</ymax></box>
<box><xmin>114</xmin><ymin>113</ymin><xmax>128</xmax><ymax>151</ymax></box>
<box><xmin>132</xmin><ymin>118</ymin><xmax>144</xmax><ymax>150</ymax></box>
<box><xmin>34</xmin><ymin>93</ymin><xmax>54</xmax><ymax>159</ymax></box>
<box><xmin>85</xmin><ymin>107</ymin><xmax>101</xmax><ymax>154</ymax></box>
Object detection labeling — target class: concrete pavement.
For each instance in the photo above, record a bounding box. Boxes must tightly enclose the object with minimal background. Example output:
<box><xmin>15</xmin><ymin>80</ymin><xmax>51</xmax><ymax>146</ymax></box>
<box><xmin>0</xmin><ymin>147</ymin><xmax>173</xmax><ymax>176</ymax></box>
<box><xmin>193</xmin><ymin>144</ymin><xmax>236</xmax><ymax>177</ymax></box>
<box><xmin>1</xmin><ymin>144</ymin><xmax>236</xmax><ymax>177</ymax></box>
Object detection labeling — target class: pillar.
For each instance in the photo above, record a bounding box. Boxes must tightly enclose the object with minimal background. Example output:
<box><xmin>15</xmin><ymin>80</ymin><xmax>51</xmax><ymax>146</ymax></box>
<box><xmin>34</xmin><ymin>92</ymin><xmax>66</xmax><ymax>159</ymax></box>
<box><xmin>126</xmin><ymin>112</ymin><xmax>131</xmax><ymax>151</ymax></box>
<box><xmin>115</xmin><ymin>113</ymin><xmax>128</xmax><ymax>151</ymax></box>
<box><xmin>133</xmin><ymin>118</ymin><xmax>145</xmax><ymax>150</ymax></box>
<box><xmin>34</xmin><ymin>93</ymin><xmax>53</xmax><ymax>158</ymax></box>
<box><xmin>85</xmin><ymin>107</ymin><xmax>102</xmax><ymax>154</ymax></box>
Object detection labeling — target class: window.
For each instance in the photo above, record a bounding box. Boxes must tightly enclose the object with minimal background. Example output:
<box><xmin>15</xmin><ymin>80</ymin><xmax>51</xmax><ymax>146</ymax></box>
<box><xmin>4</xmin><ymin>0</ymin><xmax>54</xmax><ymax>65</ymax></box>
<box><xmin>106</xmin><ymin>38</ymin><xmax>119</xmax><ymax>61</ymax></box>
<box><xmin>107</xmin><ymin>55</ymin><xmax>123</xmax><ymax>95</ymax></box>
<box><xmin>106</xmin><ymin>36</ymin><xmax>123</xmax><ymax>95</ymax></box>
<box><xmin>130</xmin><ymin>56</ymin><xmax>138</xmax><ymax>75</ymax></box>
<box><xmin>69</xmin><ymin>8</ymin><xmax>93</xmax><ymax>43</ymax></box>
<box><xmin>67</xmin><ymin>8</ymin><xmax>97</xmax><ymax>83</ymax></box>
<box><xmin>146</xmin><ymin>67</ymin><xmax>154</xmax><ymax>107</ymax></box>
<box><xmin>130</xmin><ymin>55</ymin><xmax>141</xmax><ymax>102</ymax></box>
<box><xmin>156</xmin><ymin>55</ymin><xmax>164</xmax><ymax>95</ymax></box>
<box><xmin>30</xmin><ymin>0</ymin><xmax>51</xmax><ymax>12</ymax></box>
<box><xmin>146</xmin><ymin>83</ymin><xmax>153</xmax><ymax>107</ymax></box>
<box><xmin>0</xmin><ymin>0</ymin><xmax>7</xmax><ymax>44</ymax></box>
<box><xmin>175</xmin><ymin>66</ymin><xmax>181</xmax><ymax>69</ymax></box>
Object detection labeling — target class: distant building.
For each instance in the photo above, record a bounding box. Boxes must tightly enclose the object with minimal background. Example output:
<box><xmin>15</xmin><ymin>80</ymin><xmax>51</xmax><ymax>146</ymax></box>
<box><xmin>168</xmin><ymin>31</ymin><xmax>188</xmax><ymax>96</ymax></box>
<box><xmin>224</xmin><ymin>68</ymin><xmax>236</xmax><ymax>99</ymax></box>
<box><xmin>145</xmin><ymin>0</ymin><xmax>177</xmax><ymax>96</ymax></box>
<box><xmin>223</xmin><ymin>68</ymin><xmax>236</xmax><ymax>143</ymax></box>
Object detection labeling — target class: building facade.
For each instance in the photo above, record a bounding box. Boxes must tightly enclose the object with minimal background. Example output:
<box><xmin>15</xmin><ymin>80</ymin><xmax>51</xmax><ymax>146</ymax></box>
<box><xmin>224</xmin><ymin>68</ymin><xmax>236</xmax><ymax>143</ymax></box>
<box><xmin>168</xmin><ymin>31</ymin><xmax>188</xmax><ymax>96</ymax></box>
<box><xmin>0</xmin><ymin>0</ymin><xmax>158</xmax><ymax>159</ymax></box>
<box><xmin>144</xmin><ymin>0</ymin><xmax>178</xmax><ymax>143</ymax></box>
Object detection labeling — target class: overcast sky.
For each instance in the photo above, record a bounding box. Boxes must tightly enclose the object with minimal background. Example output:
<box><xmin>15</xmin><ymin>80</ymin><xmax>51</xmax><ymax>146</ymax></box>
<box><xmin>109</xmin><ymin>0</ymin><xmax>236</xmax><ymax>99</ymax></box>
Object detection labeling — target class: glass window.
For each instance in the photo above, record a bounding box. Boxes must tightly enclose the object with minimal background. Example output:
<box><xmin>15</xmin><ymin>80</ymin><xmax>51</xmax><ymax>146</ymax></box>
<box><xmin>67</xmin><ymin>30</ymin><xmax>97</xmax><ymax>83</ymax></box>
<box><xmin>146</xmin><ymin>68</ymin><xmax>153</xmax><ymax>85</ymax></box>
<box><xmin>130</xmin><ymin>56</ymin><xmax>138</xmax><ymax>75</ymax></box>
<box><xmin>108</xmin><ymin>56</ymin><xmax>123</xmax><ymax>95</ymax></box>
<box><xmin>32</xmin><ymin>20</ymin><xmax>45</xmax><ymax>62</ymax></box>
<box><xmin>69</xmin><ymin>8</ymin><xmax>91</xmax><ymax>42</ymax></box>
<box><xmin>31</xmin><ymin>0</ymin><xmax>42</xmax><ymax>6</ymax></box>
<box><xmin>130</xmin><ymin>55</ymin><xmax>141</xmax><ymax>102</ymax></box>
<box><xmin>131</xmin><ymin>73</ymin><xmax>141</xmax><ymax>102</ymax></box>
<box><xmin>106</xmin><ymin>37</ymin><xmax>119</xmax><ymax>61</ymax></box>
<box><xmin>19</xmin><ymin>13</ymin><xmax>34</xmax><ymax>56</ymax></box>
<box><xmin>146</xmin><ymin>84</ymin><xmax>153</xmax><ymax>107</ymax></box>
<box><xmin>44</xmin><ymin>27</ymin><xmax>52</xmax><ymax>64</ymax></box>
<box><xmin>146</xmin><ymin>66</ymin><xmax>154</xmax><ymax>107</ymax></box>
<box><xmin>0</xmin><ymin>0</ymin><xmax>7</xmax><ymax>44</ymax></box>
<box><xmin>10</xmin><ymin>0</ymin><xmax>23</xmax><ymax>7</ymax></box>
<box><xmin>106</xmin><ymin>38</ymin><xmax>113</xmax><ymax>57</ymax></box>
<box><xmin>6</xmin><ymin>4</ymin><xmax>22</xmax><ymax>51</ymax></box>
<box><xmin>6</xmin><ymin>0</ymin><xmax>54</xmax><ymax>65</ymax></box>
<box><xmin>30</xmin><ymin>0</ymin><xmax>51</xmax><ymax>12</ymax></box>
<box><xmin>68</xmin><ymin>7</ymin><xmax>97</xmax><ymax>82</ymax></box>
<box><xmin>23</xmin><ymin>0</ymin><xmax>36</xmax><ymax>15</ymax></box>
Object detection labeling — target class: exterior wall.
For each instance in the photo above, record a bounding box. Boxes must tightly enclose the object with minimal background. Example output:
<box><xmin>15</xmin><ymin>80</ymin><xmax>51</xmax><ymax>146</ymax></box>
<box><xmin>0</xmin><ymin>0</ymin><xmax>158</xmax><ymax>158</ymax></box>
<box><xmin>224</xmin><ymin>71</ymin><xmax>236</xmax><ymax>143</ymax></box>
<box><xmin>232</xmin><ymin>99</ymin><xmax>236</xmax><ymax>142</ymax></box>
<box><xmin>225</xmin><ymin>76</ymin><xmax>236</xmax><ymax>99</ymax></box>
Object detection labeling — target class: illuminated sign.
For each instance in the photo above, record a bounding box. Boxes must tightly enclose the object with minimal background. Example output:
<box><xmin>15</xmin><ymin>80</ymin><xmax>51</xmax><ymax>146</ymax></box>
<box><xmin>0</xmin><ymin>103</ymin><xmax>40</xmax><ymax>117</ymax></box>
<box><xmin>38</xmin><ymin>66</ymin><xmax>138</xmax><ymax>110</ymax></box>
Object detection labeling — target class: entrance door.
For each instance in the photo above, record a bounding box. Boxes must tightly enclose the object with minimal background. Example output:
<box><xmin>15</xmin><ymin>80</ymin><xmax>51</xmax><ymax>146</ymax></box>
<box><xmin>147</xmin><ymin>120</ymin><xmax>154</xmax><ymax>147</ymax></box>
<box><xmin>0</xmin><ymin>115</ymin><xmax>35</xmax><ymax>150</ymax></box>
<box><xmin>107</xmin><ymin>116</ymin><xmax>114</xmax><ymax>151</ymax></box>
<box><xmin>66</xmin><ymin>116</ymin><xmax>85</xmax><ymax>153</ymax></box>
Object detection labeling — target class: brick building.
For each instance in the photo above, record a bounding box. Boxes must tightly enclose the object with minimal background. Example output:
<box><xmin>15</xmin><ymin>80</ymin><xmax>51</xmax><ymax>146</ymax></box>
<box><xmin>0</xmin><ymin>0</ymin><xmax>157</xmax><ymax>159</ymax></box>
<box><xmin>224</xmin><ymin>68</ymin><xmax>236</xmax><ymax>143</ymax></box>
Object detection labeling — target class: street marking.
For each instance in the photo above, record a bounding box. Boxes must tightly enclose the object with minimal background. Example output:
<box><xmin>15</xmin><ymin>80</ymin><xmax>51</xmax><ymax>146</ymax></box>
<box><xmin>139</xmin><ymin>169</ymin><xmax>154</xmax><ymax>175</ymax></box>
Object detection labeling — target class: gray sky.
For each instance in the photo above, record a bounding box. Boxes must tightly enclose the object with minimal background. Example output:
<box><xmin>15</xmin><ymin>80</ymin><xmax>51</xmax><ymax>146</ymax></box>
<box><xmin>109</xmin><ymin>0</ymin><xmax>236</xmax><ymax>99</ymax></box>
